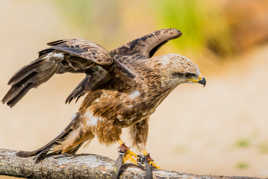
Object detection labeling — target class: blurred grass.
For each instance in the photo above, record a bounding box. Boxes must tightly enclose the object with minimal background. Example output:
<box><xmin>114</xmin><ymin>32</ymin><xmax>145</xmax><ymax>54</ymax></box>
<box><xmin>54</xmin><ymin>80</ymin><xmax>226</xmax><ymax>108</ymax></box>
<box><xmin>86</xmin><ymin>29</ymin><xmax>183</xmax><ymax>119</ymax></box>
<box><xmin>236</xmin><ymin>162</ymin><xmax>249</xmax><ymax>170</ymax></box>
<box><xmin>54</xmin><ymin>0</ymin><xmax>92</xmax><ymax>28</ymax></box>
<box><xmin>152</xmin><ymin>0</ymin><xmax>233</xmax><ymax>56</ymax></box>
<box><xmin>235</xmin><ymin>138</ymin><xmax>251</xmax><ymax>148</ymax></box>
<box><xmin>51</xmin><ymin>0</ymin><xmax>121</xmax><ymax>46</ymax></box>
<box><xmin>50</xmin><ymin>0</ymin><xmax>235</xmax><ymax>57</ymax></box>
<box><xmin>258</xmin><ymin>141</ymin><xmax>268</xmax><ymax>154</ymax></box>
<box><xmin>153</xmin><ymin>0</ymin><xmax>206</xmax><ymax>52</ymax></box>
<box><xmin>48</xmin><ymin>0</ymin><xmax>268</xmax><ymax>59</ymax></box>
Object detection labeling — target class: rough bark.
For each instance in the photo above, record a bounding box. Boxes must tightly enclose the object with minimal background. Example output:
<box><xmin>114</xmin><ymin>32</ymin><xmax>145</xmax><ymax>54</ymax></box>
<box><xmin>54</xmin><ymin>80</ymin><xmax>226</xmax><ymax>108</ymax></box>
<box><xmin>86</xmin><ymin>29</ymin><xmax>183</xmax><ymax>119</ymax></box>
<box><xmin>0</xmin><ymin>148</ymin><xmax>262</xmax><ymax>179</ymax></box>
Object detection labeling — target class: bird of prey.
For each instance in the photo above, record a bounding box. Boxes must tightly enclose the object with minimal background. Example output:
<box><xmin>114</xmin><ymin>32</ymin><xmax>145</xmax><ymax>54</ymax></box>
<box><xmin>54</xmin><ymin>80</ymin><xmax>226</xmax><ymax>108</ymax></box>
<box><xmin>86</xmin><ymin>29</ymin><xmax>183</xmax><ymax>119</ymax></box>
<box><xmin>2</xmin><ymin>28</ymin><xmax>206</xmax><ymax>177</ymax></box>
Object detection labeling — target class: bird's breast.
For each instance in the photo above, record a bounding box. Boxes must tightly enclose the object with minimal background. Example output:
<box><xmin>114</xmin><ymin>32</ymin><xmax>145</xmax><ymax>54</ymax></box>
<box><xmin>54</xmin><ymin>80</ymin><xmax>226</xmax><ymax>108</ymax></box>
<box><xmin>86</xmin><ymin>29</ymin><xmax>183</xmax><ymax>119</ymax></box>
<box><xmin>81</xmin><ymin>89</ymin><xmax>155</xmax><ymax>127</ymax></box>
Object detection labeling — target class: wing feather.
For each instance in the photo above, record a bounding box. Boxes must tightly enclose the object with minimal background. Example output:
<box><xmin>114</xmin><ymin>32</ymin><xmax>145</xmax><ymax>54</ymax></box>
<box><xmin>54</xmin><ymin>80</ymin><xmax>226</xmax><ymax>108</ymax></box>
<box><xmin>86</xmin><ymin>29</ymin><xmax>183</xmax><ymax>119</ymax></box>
<box><xmin>3</xmin><ymin>29</ymin><xmax>180</xmax><ymax>107</ymax></box>
<box><xmin>47</xmin><ymin>39</ymin><xmax>113</xmax><ymax>65</ymax></box>
<box><xmin>2</xmin><ymin>39</ymin><xmax>112</xmax><ymax>107</ymax></box>
<box><xmin>111</xmin><ymin>28</ymin><xmax>182</xmax><ymax>59</ymax></box>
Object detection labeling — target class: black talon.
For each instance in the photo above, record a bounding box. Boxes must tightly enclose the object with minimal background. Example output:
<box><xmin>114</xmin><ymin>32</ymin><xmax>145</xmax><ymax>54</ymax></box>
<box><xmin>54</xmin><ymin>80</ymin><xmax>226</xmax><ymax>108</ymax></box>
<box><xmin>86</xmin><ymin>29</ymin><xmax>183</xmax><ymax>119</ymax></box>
<box><xmin>137</xmin><ymin>154</ymin><xmax>146</xmax><ymax>166</ymax></box>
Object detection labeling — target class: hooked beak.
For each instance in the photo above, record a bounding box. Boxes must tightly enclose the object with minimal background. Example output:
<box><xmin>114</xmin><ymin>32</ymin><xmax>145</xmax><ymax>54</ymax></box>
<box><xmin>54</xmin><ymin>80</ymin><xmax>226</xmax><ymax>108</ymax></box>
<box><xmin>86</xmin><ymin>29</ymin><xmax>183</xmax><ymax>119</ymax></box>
<box><xmin>198</xmin><ymin>77</ymin><xmax>206</xmax><ymax>87</ymax></box>
<box><xmin>188</xmin><ymin>76</ymin><xmax>206</xmax><ymax>87</ymax></box>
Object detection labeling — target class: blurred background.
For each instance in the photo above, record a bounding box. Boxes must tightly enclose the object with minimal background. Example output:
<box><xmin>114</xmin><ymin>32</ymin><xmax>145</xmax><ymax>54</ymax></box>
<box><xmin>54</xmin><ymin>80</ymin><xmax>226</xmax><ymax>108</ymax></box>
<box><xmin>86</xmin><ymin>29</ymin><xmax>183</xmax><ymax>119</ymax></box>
<box><xmin>1</xmin><ymin>0</ymin><xmax>268</xmax><ymax>178</ymax></box>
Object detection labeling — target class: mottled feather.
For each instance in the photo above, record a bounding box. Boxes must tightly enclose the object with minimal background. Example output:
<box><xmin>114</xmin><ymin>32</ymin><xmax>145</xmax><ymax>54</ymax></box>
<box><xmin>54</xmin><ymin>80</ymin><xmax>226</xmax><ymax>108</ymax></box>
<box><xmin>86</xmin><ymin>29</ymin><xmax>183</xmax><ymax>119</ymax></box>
<box><xmin>110</xmin><ymin>28</ymin><xmax>182</xmax><ymax>61</ymax></box>
<box><xmin>2</xmin><ymin>40</ymin><xmax>113</xmax><ymax>107</ymax></box>
<box><xmin>47</xmin><ymin>39</ymin><xmax>113</xmax><ymax>65</ymax></box>
<box><xmin>3</xmin><ymin>29</ymin><xmax>205</xmax><ymax>164</ymax></box>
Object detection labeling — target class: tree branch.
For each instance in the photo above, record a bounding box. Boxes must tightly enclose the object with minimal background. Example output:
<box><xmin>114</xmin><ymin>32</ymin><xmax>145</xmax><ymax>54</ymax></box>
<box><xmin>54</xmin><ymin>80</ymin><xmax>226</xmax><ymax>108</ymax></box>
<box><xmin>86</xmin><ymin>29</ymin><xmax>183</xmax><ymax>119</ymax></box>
<box><xmin>0</xmin><ymin>148</ymin><xmax>261</xmax><ymax>179</ymax></box>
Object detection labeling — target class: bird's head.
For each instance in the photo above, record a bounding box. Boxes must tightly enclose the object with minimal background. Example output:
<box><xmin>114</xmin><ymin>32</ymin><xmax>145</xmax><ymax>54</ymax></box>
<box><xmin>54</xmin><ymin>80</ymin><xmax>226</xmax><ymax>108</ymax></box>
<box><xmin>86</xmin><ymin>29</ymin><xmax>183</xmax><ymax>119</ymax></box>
<box><xmin>150</xmin><ymin>54</ymin><xmax>206</xmax><ymax>88</ymax></box>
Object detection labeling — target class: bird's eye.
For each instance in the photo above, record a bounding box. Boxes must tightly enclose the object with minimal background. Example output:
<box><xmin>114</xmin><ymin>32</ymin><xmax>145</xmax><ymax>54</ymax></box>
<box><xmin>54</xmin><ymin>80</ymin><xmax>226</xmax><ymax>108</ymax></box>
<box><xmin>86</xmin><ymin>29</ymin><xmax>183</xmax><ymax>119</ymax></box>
<box><xmin>172</xmin><ymin>72</ymin><xmax>184</xmax><ymax>78</ymax></box>
<box><xmin>185</xmin><ymin>73</ymin><xmax>196</xmax><ymax>78</ymax></box>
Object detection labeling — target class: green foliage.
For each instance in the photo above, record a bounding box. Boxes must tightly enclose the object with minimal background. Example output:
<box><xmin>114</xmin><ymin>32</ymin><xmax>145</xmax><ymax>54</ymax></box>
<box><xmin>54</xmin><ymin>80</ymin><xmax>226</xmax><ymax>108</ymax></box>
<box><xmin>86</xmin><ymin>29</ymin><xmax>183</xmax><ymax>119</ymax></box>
<box><xmin>154</xmin><ymin>0</ymin><xmax>206</xmax><ymax>51</ymax></box>
<box><xmin>51</xmin><ymin>0</ymin><xmax>233</xmax><ymax>56</ymax></box>
<box><xmin>235</xmin><ymin>138</ymin><xmax>251</xmax><ymax>148</ymax></box>
<box><xmin>53</xmin><ymin>0</ymin><xmax>92</xmax><ymax>27</ymax></box>
<box><xmin>235</xmin><ymin>162</ymin><xmax>249</xmax><ymax>170</ymax></box>
<box><xmin>153</xmin><ymin>0</ymin><xmax>233</xmax><ymax>55</ymax></box>
<box><xmin>51</xmin><ymin>0</ymin><xmax>121</xmax><ymax>45</ymax></box>
<box><xmin>258</xmin><ymin>142</ymin><xmax>268</xmax><ymax>154</ymax></box>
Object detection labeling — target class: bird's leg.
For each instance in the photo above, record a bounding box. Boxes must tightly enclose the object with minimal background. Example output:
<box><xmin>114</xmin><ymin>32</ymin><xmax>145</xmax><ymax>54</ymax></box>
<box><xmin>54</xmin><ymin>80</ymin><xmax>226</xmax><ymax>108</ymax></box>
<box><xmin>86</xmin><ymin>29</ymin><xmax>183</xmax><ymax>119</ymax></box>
<box><xmin>117</xmin><ymin>139</ymin><xmax>138</xmax><ymax>164</ymax></box>
<box><xmin>138</xmin><ymin>150</ymin><xmax>160</xmax><ymax>169</ymax></box>
<box><xmin>129</xmin><ymin>119</ymin><xmax>159</xmax><ymax>168</ymax></box>
<box><xmin>136</xmin><ymin>150</ymin><xmax>160</xmax><ymax>179</ymax></box>
<box><xmin>128</xmin><ymin>119</ymin><xmax>161</xmax><ymax>178</ymax></box>
<box><xmin>114</xmin><ymin>139</ymin><xmax>140</xmax><ymax>179</ymax></box>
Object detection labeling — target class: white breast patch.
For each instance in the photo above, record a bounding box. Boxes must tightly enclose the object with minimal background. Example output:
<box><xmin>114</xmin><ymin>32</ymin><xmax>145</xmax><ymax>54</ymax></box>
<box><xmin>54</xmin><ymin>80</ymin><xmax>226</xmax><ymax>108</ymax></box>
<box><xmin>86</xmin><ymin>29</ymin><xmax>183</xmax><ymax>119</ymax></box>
<box><xmin>129</xmin><ymin>90</ymin><xmax>140</xmax><ymax>99</ymax></box>
<box><xmin>85</xmin><ymin>111</ymin><xmax>103</xmax><ymax>126</ymax></box>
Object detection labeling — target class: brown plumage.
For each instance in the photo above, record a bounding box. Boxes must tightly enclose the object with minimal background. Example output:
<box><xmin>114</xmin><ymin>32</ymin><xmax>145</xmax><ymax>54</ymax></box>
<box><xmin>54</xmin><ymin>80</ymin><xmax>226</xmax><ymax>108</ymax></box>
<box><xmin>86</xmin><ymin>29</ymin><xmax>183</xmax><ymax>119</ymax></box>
<box><xmin>3</xmin><ymin>28</ymin><xmax>206</xmax><ymax>163</ymax></box>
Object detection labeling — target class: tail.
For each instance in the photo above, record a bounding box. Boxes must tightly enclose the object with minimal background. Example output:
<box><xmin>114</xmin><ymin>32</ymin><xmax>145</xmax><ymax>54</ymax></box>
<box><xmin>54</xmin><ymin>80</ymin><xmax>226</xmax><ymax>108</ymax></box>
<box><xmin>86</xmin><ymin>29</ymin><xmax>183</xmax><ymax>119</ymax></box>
<box><xmin>2</xmin><ymin>54</ymin><xmax>59</xmax><ymax>107</ymax></box>
<box><xmin>16</xmin><ymin>113</ymin><xmax>88</xmax><ymax>163</ymax></box>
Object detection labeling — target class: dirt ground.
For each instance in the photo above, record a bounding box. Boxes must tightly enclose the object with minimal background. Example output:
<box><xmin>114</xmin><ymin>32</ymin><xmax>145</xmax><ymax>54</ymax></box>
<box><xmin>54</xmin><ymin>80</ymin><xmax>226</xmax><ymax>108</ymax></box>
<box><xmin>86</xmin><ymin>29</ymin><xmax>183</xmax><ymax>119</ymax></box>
<box><xmin>1</xmin><ymin>1</ymin><xmax>268</xmax><ymax>178</ymax></box>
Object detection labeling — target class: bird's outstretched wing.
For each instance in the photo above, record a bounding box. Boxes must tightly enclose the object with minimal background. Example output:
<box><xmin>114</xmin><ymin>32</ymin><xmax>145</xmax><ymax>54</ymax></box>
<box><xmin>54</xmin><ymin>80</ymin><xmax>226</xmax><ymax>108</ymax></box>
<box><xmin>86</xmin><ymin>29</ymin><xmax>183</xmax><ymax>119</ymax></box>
<box><xmin>2</xmin><ymin>39</ymin><xmax>113</xmax><ymax>107</ymax></box>
<box><xmin>111</xmin><ymin>28</ymin><xmax>182</xmax><ymax>60</ymax></box>
<box><xmin>46</xmin><ymin>39</ymin><xmax>112</xmax><ymax>65</ymax></box>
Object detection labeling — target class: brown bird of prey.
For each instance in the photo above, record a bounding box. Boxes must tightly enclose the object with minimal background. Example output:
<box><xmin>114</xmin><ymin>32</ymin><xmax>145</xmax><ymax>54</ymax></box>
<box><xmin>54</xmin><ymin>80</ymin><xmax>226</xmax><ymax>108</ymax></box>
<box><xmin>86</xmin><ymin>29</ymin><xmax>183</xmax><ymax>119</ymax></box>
<box><xmin>2</xmin><ymin>28</ymin><xmax>206</xmax><ymax>177</ymax></box>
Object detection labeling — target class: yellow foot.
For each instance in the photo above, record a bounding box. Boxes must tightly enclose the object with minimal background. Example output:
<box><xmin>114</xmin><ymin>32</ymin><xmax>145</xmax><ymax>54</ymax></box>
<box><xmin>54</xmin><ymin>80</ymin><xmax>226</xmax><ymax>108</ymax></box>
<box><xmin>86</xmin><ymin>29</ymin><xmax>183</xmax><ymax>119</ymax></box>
<box><xmin>141</xmin><ymin>151</ymin><xmax>160</xmax><ymax>169</ymax></box>
<box><xmin>118</xmin><ymin>140</ymin><xmax>138</xmax><ymax>165</ymax></box>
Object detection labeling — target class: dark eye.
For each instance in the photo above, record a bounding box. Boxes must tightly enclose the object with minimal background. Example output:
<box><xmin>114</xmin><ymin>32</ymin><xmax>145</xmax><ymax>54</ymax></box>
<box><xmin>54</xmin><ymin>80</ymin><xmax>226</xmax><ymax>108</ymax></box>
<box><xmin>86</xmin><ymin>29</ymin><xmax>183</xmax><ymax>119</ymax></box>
<box><xmin>185</xmin><ymin>73</ymin><xmax>196</xmax><ymax>78</ymax></box>
<box><xmin>172</xmin><ymin>72</ymin><xmax>184</xmax><ymax>78</ymax></box>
